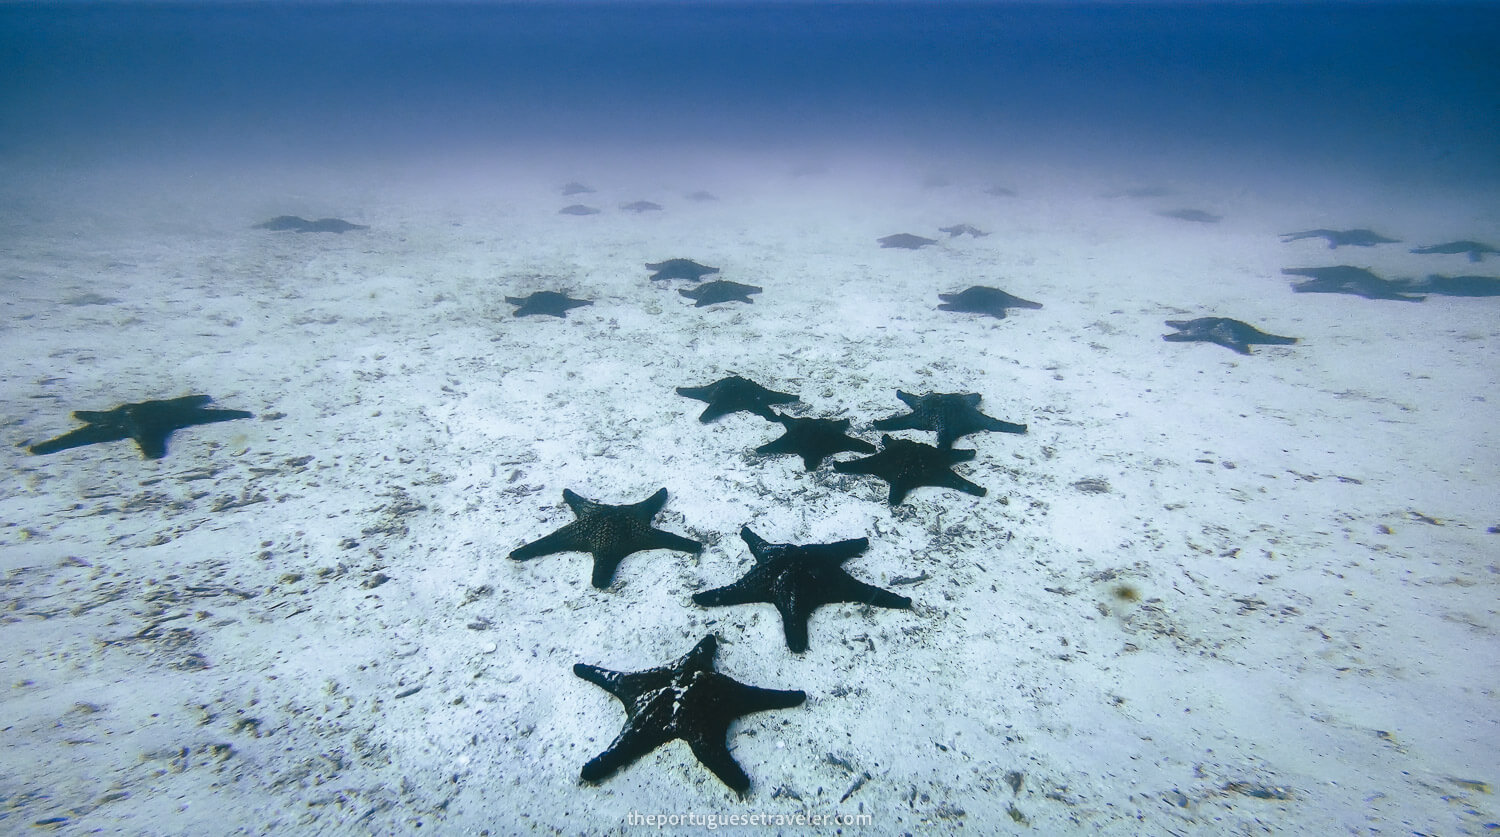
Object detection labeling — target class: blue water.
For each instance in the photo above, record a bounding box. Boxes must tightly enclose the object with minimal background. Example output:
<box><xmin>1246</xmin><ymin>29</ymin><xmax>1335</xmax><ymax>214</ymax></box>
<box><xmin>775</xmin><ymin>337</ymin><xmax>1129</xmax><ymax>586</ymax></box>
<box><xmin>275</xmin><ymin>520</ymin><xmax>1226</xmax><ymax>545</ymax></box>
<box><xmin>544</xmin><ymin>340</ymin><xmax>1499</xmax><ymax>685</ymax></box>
<box><xmin>3</xmin><ymin>1</ymin><xmax>1498</xmax><ymax>186</ymax></box>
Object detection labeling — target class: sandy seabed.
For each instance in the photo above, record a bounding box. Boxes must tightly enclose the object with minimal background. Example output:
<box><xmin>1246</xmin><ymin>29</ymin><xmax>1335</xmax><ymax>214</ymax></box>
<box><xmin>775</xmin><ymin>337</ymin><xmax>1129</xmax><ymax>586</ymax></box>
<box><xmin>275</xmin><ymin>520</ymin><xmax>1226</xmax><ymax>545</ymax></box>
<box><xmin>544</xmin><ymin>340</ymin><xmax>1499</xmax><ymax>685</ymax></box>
<box><xmin>1</xmin><ymin>147</ymin><xmax>1496</xmax><ymax>835</ymax></box>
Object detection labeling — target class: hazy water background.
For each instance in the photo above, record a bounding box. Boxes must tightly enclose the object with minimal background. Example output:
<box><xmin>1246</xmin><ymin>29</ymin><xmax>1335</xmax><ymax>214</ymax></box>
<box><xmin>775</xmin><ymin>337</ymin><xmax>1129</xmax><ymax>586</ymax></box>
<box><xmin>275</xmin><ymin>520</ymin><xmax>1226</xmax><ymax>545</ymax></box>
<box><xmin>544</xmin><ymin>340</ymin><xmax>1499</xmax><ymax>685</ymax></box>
<box><xmin>2</xmin><ymin>1</ymin><xmax>1498</xmax><ymax>194</ymax></box>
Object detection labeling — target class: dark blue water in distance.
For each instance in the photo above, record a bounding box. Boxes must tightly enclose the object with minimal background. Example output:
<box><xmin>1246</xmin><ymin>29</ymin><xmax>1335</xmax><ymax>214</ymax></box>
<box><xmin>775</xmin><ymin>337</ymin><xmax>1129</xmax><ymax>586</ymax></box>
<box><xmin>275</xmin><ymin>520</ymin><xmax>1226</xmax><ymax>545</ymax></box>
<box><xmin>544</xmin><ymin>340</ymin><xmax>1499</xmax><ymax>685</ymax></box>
<box><xmin>2</xmin><ymin>1</ymin><xmax>1498</xmax><ymax>189</ymax></box>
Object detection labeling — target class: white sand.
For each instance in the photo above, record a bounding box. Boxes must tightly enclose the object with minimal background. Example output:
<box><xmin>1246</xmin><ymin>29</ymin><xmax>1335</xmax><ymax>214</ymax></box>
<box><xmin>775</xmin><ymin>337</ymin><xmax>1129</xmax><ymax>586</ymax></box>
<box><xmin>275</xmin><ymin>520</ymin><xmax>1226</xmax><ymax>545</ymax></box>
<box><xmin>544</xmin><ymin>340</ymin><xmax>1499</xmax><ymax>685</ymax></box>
<box><xmin>1</xmin><ymin>147</ymin><xmax>1496</xmax><ymax>834</ymax></box>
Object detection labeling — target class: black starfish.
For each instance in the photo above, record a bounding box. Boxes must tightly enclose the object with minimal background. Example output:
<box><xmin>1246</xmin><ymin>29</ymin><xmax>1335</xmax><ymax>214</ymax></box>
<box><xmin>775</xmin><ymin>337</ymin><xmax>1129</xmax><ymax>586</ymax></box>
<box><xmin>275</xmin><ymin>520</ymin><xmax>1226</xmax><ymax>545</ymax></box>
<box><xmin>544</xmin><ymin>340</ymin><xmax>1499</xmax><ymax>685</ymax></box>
<box><xmin>693</xmin><ymin>527</ymin><xmax>911</xmax><ymax>654</ymax></box>
<box><xmin>559</xmin><ymin>204</ymin><xmax>601</xmax><ymax>216</ymax></box>
<box><xmin>1158</xmin><ymin>209</ymin><xmax>1221</xmax><ymax>223</ymax></box>
<box><xmin>505</xmin><ymin>291</ymin><xmax>592</xmax><ymax>318</ymax></box>
<box><xmin>255</xmin><ymin>215</ymin><xmax>367</xmax><ymax>233</ymax></box>
<box><xmin>573</xmin><ymin>634</ymin><xmax>804</xmax><ymax>794</ymax></box>
<box><xmin>1281</xmin><ymin>229</ymin><xmax>1398</xmax><ymax>248</ymax></box>
<box><xmin>1162</xmin><ymin>317</ymin><xmax>1298</xmax><ymax>355</ymax></box>
<box><xmin>646</xmin><ymin>259</ymin><xmax>720</xmax><ymax>282</ymax></box>
<box><xmin>1410</xmin><ymin>241</ymin><xmax>1499</xmax><ymax>262</ymax></box>
<box><xmin>28</xmin><ymin>395</ymin><xmax>253</xmax><ymax>460</ymax></box>
<box><xmin>754</xmin><ymin>413</ymin><xmax>875</xmax><ymax>471</ymax></box>
<box><xmin>939</xmin><ymin>224</ymin><xmax>988</xmax><ymax>238</ymax></box>
<box><xmin>873</xmin><ymin>391</ymin><xmax>1026</xmax><ymax>450</ymax></box>
<box><xmin>1282</xmin><ymin>266</ymin><xmax>1425</xmax><ymax>302</ymax></box>
<box><xmin>676</xmin><ymin>376</ymin><xmax>800</xmax><ymax>422</ymax></box>
<box><xmin>622</xmin><ymin>201</ymin><xmax>663</xmax><ymax>213</ymax></box>
<box><xmin>1404</xmin><ymin>274</ymin><xmax>1500</xmax><ymax>297</ymax></box>
<box><xmin>833</xmin><ymin>436</ymin><xmax>986</xmax><ymax>506</ymax></box>
<box><xmin>509</xmin><ymin>488</ymin><xmax>702</xmax><ymax>589</ymax></box>
<box><xmin>937</xmin><ymin>286</ymin><xmax>1043</xmax><ymax>320</ymax></box>
<box><xmin>878</xmin><ymin>233</ymin><xmax>938</xmax><ymax>250</ymax></box>
<box><xmin>679</xmin><ymin>281</ymin><xmax>762</xmax><ymax>308</ymax></box>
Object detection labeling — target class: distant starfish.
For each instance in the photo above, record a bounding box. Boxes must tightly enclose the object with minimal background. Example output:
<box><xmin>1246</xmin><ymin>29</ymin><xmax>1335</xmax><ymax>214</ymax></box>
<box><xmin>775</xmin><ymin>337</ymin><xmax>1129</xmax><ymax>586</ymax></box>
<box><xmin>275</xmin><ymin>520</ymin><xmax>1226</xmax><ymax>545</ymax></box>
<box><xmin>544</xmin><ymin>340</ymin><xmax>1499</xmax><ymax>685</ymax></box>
<box><xmin>878</xmin><ymin>233</ymin><xmax>938</xmax><ymax>250</ymax></box>
<box><xmin>1281</xmin><ymin>228</ymin><xmax>1398</xmax><ymax>248</ymax></box>
<box><xmin>29</xmin><ymin>395</ymin><xmax>253</xmax><ymax>460</ymax></box>
<box><xmin>937</xmin><ymin>286</ymin><xmax>1043</xmax><ymax>320</ymax></box>
<box><xmin>833</xmin><ymin>436</ymin><xmax>986</xmax><ymax>506</ymax></box>
<box><xmin>1158</xmin><ymin>209</ymin><xmax>1221</xmax><ymax>224</ymax></box>
<box><xmin>573</xmin><ymin>635</ymin><xmax>804</xmax><ymax>794</ymax></box>
<box><xmin>1282</xmin><ymin>266</ymin><xmax>1425</xmax><ymax>301</ymax></box>
<box><xmin>510</xmin><ymin>488</ymin><xmax>701</xmax><ymax>589</ymax></box>
<box><xmin>676</xmin><ymin>376</ymin><xmax>800</xmax><ymax>422</ymax></box>
<box><xmin>754</xmin><ymin>413</ymin><xmax>875</xmax><ymax>471</ymax></box>
<box><xmin>646</xmin><ymin>259</ymin><xmax>720</xmax><ymax>282</ymax></box>
<box><xmin>693</xmin><ymin>527</ymin><xmax>912</xmax><ymax>654</ymax></box>
<box><xmin>505</xmin><ymin>291</ymin><xmax>592</xmax><ymax>318</ymax></box>
<box><xmin>1410</xmin><ymin>240</ymin><xmax>1499</xmax><ymax>262</ymax></box>
<box><xmin>873</xmin><ymin>391</ymin><xmax>1026</xmax><ymax>449</ymax></box>
<box><xmin>1161</xmin><ymin>317</ymin><xmax>1298</xmax><ymax>355</ymax></box>
<box><xmin>679</xmin><ymin>281</ymin><xmax>761</xmax><ymax>308</ymax></box>
<box><xmin>255</xmin><ymin>216</ymin><xmax>367</xmax><ymax>233</ymax></box>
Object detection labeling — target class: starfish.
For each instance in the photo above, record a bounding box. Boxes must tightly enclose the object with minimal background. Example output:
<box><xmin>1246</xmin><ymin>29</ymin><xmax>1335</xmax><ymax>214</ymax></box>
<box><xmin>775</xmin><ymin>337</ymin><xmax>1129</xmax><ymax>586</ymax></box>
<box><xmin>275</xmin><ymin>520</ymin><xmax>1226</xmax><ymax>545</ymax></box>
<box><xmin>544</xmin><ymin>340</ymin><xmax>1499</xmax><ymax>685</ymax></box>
<box><xmin>693</xmin><ymin>527</ymin><xmax>911</xmax><ymax>654</ymax></box>
<box><xmin>1281</xmin><ymin>228</ymin><xmax>1398</xmax><ymax>248</ymax></box>
<box><xmin>621</xmin><ymin>201</ymin><xmax>663</xmax><ymax>213</ymax></box>
<box><xmin>679</xmin><ymin>281</ymin><xmax>762</xmax><ymax>307</ymax></box>
<box><xmin>676</xmin><ymin>376</ymin><xmax>800</xmax><ymax>422</ymax></box>
<box><xmin>1404</xmin><ymin>274</ymin><xmax>1500</xmax><ymax>297</ymax></box>
<box><xmin>878</xmin><ymin>233</ymin><xmax>938</xmax><ymax>250</ymax></box>
<box><xmin>1282</xmin><ymin>266</ymin><xmax>1425</xmax><ymax>302</ymax></box>
<box><xmin>509</xmin><ymin>488</ymin><xmax>702</xmax><ymax>589</ymax></box>
<box><xmin>939</xmin><ymin>224</ymin><xmax>988</xmax><ymax>238</ymax></box>
<box><xmin>937</xmin><ymin>286</ymin><xmax>1043</xmax><ymax>319</ymax></box>
<box><xmin>646</xmin><ymin>259</ymin><xmax>720</xmax><ymax>282</ymax></box>
<box><xmin>873</xmin><ymin>391</ymin><xmax>1026</xmax><ymax>449</ymax></box>
<box><xmin>1158</xmin><ymin>209</ymin><xmax>1221</xmax><ymax>223</ymax></box>
<box><xmin>255</xmin><ymin>216</ymin><xmax>367</xmax><ymax>233</ymax></box>
<box><xmin>754</xmin><ymin>413</ymin><xmax>875</xmax><ymax>471</ymax></box>
<box><xmin>833</xmin><ymin>436</ymin><xmax>986</xmax><ymax>506</ymax></box>
<box><xmin>573</xmin><ymin>634</ymin><xmax>804</xmax><ymax>794</ymax></box>
<box><xmin>29</xmin><ymin>395</ymin><xmax>253</xmax><ymax>460</ymax></box>
<box><xmin>505</xmin><ymin>291</ymin><xmax>592</xmax><ymax>318</ymax></box>
<box><xmin>1162</xmin><ymin>317</ymin><xmax>1298</xmax><ymax>355</ymax></box>
<box><xmin>559</xmin><ymin>204</ymin><xmax>601</xmax><ymax>216</ymax></box>
<box><xmin>1410</xmin><ymin>241</ymin><xmax>1500</xmax><ymax>262</ymax></box>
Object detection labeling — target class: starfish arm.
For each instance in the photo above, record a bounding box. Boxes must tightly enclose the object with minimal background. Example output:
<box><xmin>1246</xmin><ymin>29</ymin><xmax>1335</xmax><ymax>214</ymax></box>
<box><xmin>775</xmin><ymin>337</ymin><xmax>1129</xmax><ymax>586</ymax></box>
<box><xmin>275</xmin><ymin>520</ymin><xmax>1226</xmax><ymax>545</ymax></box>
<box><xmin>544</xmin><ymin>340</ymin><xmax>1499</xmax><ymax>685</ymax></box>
<box><xmin>800</xmin><ymin>538</ymin><xmax>869</xmax><ymax>565</ymax></box>
<box><xmin>693</xmin><ymin>573</ymin><xmax>771</xmax><ymax>607</ymax></box>
<box><xmin>637</xmin><ymin>488</ymin><xmax>669</xmax><ymax>517</ymax></box>
<box><xmin>871</xmin><ymin>413</ymin><xmax>921</xmax><ymax>432</ymax></box>
<box><xmin>726</xmin><ymin>681</ymin><xmax>807</xmax><ymax>714</ymax></box>
<box><xmin>831</xmin><ymin>454</ymin><xmax>883</xmax><ymax>478</ymax></box>
<box><xmin>738</xmin><ymin>527</ymin><xmax>774</xmax><ymax>560</ymax></box>
<box><xmin>579</xmin><ymin>722</ymin><xmax>675</xmax><ymax>785</ymax></box>
<box><xmin>885</xmin><ymin>481</ymin><xmax>914</xmax><ymax>506</ymax></box>
<box><xmin>560</xmin><ymin>489</ymin><xmax>601</xmax><ymax>516</ymax></box>
<box><xmin>685</xmin><ymin>736</ymin><xmax>752</xmax><ymax>793</ymax></box>
<box><xmin>588</xmin><ymin>555</ymin><xmax>626</xmax><ymax>589</ymax></box>
<box><xmin>937</xmin><ymin>471</ymin><xmax>987</xmax><ymax>497</ymax></box>
<box><xmin>774</xmin><ymin>594</ymin><xmax>813</xmax><ymax>654</ymax></box>
<box><xmin>157</xmin><ymin>395</ymin><xmax>215</xmax><ymax>410</ymax></box>
<box><xmin>643</xmin><ymin>529</ymin><xmax>703</xmax><ymax>555</ymax></box>
<box><xmin>509</xmin><ymin>522</ymin><xmax>585</xmax><ymax>561</ymax></box>
<box><xmin>976</xmin><ymin>415</ymin><xmax>1027</xmax><ymax>434</ymax></box>
<box><xmin>129</xmin><ymin>426</ymin><xmax>175</xmax><ymax>460</ymax></box>
<box><xmin>28</xmin><ymin>423</ymin><xmax>130</xmax><ymax>455</ymax></box>
<box><xmin>825</xmin><ymin>574</ymin><xmax>913</xmax><ymax>610</ymax></box>
<box><xmin>184</xmin><ymin>408</ymin><xmax>255</xmax><ymax>425</ymax></box>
